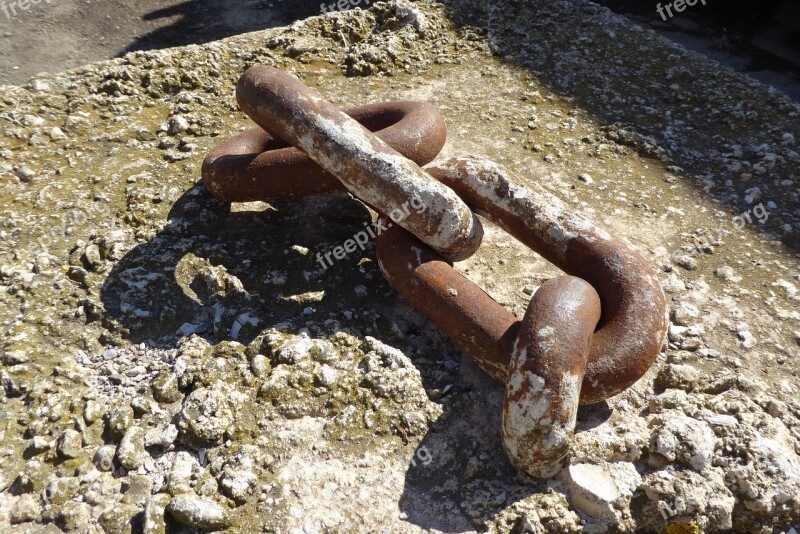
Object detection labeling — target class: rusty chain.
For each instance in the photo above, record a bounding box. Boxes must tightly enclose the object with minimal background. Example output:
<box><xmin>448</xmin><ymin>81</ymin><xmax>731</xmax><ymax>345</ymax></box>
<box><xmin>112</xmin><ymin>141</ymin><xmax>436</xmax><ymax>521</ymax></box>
<box><xmin>201</xmin><ymin>66</ymin><xmax>669</xmax><ymax>478</ymax></box>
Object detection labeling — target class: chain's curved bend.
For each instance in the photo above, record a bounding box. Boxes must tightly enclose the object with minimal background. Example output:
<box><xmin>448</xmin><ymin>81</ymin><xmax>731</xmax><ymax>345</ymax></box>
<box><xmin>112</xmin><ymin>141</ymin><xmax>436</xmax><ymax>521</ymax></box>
<box><xmin>233</xmin><ymin>66</ymin><xmax>483</xmax><ymax>262</ymax></box>
<box><xmin>202</xmin><ymin>101</ymin><xmax>447</xmax><ymax>202</ymax></box>
<box><xmin>375</xmin><ymin>156</ymin><xmax>668</xmax><ymax>476</ymax></box>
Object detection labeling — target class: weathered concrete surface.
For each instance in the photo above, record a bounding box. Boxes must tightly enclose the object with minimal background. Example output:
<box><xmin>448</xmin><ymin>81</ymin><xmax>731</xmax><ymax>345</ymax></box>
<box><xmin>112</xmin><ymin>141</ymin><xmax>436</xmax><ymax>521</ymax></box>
<box><xmin>0</xmin><ymin>1</ymin><xmax>798</xmax><ymax>532</ymax></box>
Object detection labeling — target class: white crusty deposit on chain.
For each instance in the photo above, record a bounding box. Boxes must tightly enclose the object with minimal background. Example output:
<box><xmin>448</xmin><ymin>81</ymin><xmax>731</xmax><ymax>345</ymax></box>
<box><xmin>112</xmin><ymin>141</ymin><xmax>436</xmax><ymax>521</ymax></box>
<box><xmin>426</xmin><ymin>156</ymin><xmax>615</xmax><ymax>262</ymax></box>
<box><xmin>241</xmin><ymin>71</ymin><xmax>483</xmax><ymax>262</ymax></box>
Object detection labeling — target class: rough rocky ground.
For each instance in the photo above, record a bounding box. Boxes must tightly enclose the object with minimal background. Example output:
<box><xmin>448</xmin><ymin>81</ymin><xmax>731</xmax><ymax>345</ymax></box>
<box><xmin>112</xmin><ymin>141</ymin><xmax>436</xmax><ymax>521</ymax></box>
<box><xmin>0</xmin><ymin>0</ymin><xmax>799</xmax><ymax>532</ymax></box>
<box><xmin>0</xmin><ymin>0</ymin><xmax>324</xmax><ymax>87</ymax></box>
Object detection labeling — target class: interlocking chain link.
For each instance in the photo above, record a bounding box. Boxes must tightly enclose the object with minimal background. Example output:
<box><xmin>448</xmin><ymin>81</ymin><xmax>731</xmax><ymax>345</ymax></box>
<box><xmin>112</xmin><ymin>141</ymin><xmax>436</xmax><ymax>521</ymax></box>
<box><xmin>201</xmin><ymin>66</ymin><xmax>669</xmax><ymax>478</ymax></box>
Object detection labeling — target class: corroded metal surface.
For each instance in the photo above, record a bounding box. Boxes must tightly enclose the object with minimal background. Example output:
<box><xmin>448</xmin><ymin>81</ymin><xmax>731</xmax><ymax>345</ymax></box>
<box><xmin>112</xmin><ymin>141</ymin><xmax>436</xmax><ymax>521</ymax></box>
<box><xmin>234</xmin><ymin>66</ymin><xmax>483</xmax><ymax>262</ymax></box>
<box><xmin>203</xmin><ymin>69</ymin><xmax>668</xmax><ymax>479</ymax></box>
<box><xmin>375</xmin><ymin>157</ymin><xmax>668</xmax><ymax>476</ymax></box>
<box><xmin>504</xmin><ymin>276</ymin><xmax>601</xmax><ymax>478</ymax></box>
<box><xmin>202</xmin><ymin>101</ymin><xmax>447</xmax><ymax>202</ymax></box>
<box><xmin>424</xmin><ymin>157</ymin><xmax>669</xmax><ymax>404</ymax></box>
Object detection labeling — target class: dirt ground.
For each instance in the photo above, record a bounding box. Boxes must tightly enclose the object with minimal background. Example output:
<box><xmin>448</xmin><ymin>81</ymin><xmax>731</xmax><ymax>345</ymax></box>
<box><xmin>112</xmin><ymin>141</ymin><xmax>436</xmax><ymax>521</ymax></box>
<box><xmin>1</xmin><ymin>0</ymin><xmax>799</xmax><ymax>531</ymax></box>
<box><xmin>0</xmin><ymin>0</ymin><xmax>323</xmax><ymax>86</ymax></box>
<box><xmin>1</xmin><ymin>0</ymin><xmax>800</xmax><ymax>98</ymax></box>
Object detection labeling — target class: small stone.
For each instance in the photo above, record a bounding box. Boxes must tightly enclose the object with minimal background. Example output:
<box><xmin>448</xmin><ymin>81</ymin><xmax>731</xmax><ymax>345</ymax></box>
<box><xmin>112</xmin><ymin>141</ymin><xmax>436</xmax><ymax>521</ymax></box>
<box><xmin>51</xmin><ymin>500</ymin><xmax>91</xmax><ymax>532</ymax></box>
<box><xmin>143</xmin><ymin>493</ymin><xmax>171</xmax><ymax>534</ymax></box>
<box><xmin>152</xmin><ymin>370</ymin><xmax>183</xmax><ymax>404</ymax></box>
<box><xmin>315</xmin><ymin>364</ymin><xmax>339</xmax><ymax>387</ymax></box>
<box><xmin>49</xmin><ymin>127</ymin><xmax>67</xmax><ymax>140</ymax></box>
<box><xmin>82</xmin><ymin>473</ymin><xmax>122</xmax><ymax>506</ymax></box>
<box><xmin>10</xmin><ymin>494</ymin><xmax>40</xmax><ymax>524</ymax></box>
<box><xmin>219</xmin><ymin>449</ymin><xmax>258</xmax><ymax>504</ymax></box>
<box><xmin>766</xmin><ymin>399</ymin><xmax>787</xmax><ymax>418</ymax></box>
<box><xmin>577</xmin><ymin>173</ymin><xmax>594</xmax><ymax>184</ymax></box>
<box><xmin>83</xmin><ymin>400</ymin><xmax>106</xmax><ymax>425</ymax></box>
<box><xmin>736</xmin><ymin>325</ymin><xmax>756</xmax><ymax>349</ymax></box>
<box><xmin>673</xmin><ymin>254</ymin><xmax>697</xmax><ymax>271</ymax></box>
<box><xmin>57</xmin><ymin>429</ymin><xmax>83</xmax><ymax>459</ymax></box>
<box><xmin>31</xmin><ymin>79</ymin><xmax>51</xmax><ymax>91</ymax></box>
<box><xmin>667</xmin><ymin>324</ymin><xmax>688</xmax><ymax>343</ymax></box>
<box><xmin>671</xmin><ymin>302</ymin><xmax>699</xmax><ymax>326</ymax></box>
<box><xmin>656</xmin><ymin>363</ymin><xmax>700</xmax><ymax>391</ymax></box>
<box><xmin>522</xmin><ymin>284</ymin><xmax>536</xmax><ymax>295</ymax></box>
<box><xmin>250</xmin><ymin>354</ymin><xmax>270</xmax><ymax>377</ymax></box>
<box><xmin>168</xmin><ymin>116</ymin><xmax>190</xmax><ymax>135</ymax></box>
<box><xmin>167</xmin><ymin>451</ymin><xmax>195</xmax><ymax>496</ymax></box>
<box><xmin>145</xmin><ymin>424</ymin><xmax>179</xmax><ymax>450</ymax></box>
<box><xmin>18</xmin><ymin>166</ymin><xmax>36</xmax><ymax>182</ymax></box>
<box><xmin>275</xmin><ymin>337</ymin><xmax>313</xmax><ymax>364</ymax></box>
<box><xmin>131</xmin><ymin>397</ymin><xmax>154</xmax><ymax>417</ymax></box>
<box><xmin>651</xmin><ymin>414</ymin><xmax>715</xmax><ymax>471</ymax></box>
<box><xmin>562</xmin><ymin>461</ymin><xmax>641</xmax><ymax>521</ymax></box>
<box><xmin>1</xmin><ymin>350</ymin><xmax>29</xmax><ymax>364</ymax></box>
<box><xmin>703</xmin><ymin>414</ymin><xmax>738</xmax><ymax>427</ymax></box>
<box><xmin>714</xmin><ymin>266</ymin><xmax>740</xmax><ymax>282</ymax></box>
<box><xmin>99</xmin><ymin>503</ymin><xmax>141</xmax><ymax>534</ymax></box>
<box><xmin>28</xmin><ymin>435</ymin><xmax>51</xmax><ymax>454</ymax></box>
<box><xmin>177</xmin><ymin>383</ymin><xmax>242</xmax><ymax>448</ymax></box>
<box><xmin>117</xmin><ymin>426</ymin><xmax>146</xmax><ymax>470</ymax></box>
<box><xmin>106</xmin><ymin>404</ymin><xmax>134</xmax><ymax>440</ymax></box>
<box><xmin>166</xmin><ymin>494</ymin><xmax>231</xmax><ymax>531</ymax></box>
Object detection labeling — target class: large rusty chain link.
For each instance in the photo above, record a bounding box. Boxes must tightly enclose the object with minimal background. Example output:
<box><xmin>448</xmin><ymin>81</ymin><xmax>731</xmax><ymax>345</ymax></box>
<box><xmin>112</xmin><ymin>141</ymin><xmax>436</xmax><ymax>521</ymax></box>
<box><xmin>202</xmin><ymin>66</ymin><xmax>669</xmax><ymax>478</ymax></box>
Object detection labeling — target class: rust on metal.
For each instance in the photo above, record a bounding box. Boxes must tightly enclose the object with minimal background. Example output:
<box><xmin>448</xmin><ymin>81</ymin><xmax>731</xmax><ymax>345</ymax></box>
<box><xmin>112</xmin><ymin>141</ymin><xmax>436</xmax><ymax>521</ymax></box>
<box><xmin>202</xmin><ymin>101</ymin><xmax>447</xmax><ymax>202</ymax></box>
<box><xmin>375</xmin><ymin>157</ymin><xmax>667</xmax><ymax>476</ymax></box>
<box><xmin>202</xmin><ymin>66</ymin><xmax>669</xmax><ymax>479</ymax></box>
<box><xmin>423</xmin><ymin>156</ymin><xmax>669</xmax><ymax>404</ymax></box>
<box><xmin>234</xmin><ymin>66</ymin><xmax>483</xmax><ymax>262</ymax></box>
<box><xmin>503</xmin><ymin>276</ymin><xmax>601</xmax><ymax>478</ymax></box>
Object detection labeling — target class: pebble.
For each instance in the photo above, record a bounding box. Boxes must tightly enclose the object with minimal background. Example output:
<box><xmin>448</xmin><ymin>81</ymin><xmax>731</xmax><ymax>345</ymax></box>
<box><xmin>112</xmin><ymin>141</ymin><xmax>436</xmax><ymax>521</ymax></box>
<box><xmin>57</xmin><ymin>429</ymin><xmax>83</xmax><ymax>459</ymax></box>
<box><xmin>28</xmin><ymin>435</ymin><xmax>51</xmax><ymax>454</ymax></box>
<box><xmin>117</xmin><ymin>426</ymin><xmax>146</xmax><ymax>470</ymax></box>
<box><xmin>83</xmin><ymin>400</ymin><xmax>106</xmax><ymax>425</ymax></box>
<box><xmin>10</xmin><ymin>494</ymin><xmax>40</xmax><ymax>524</ymax></box>
<box><xmin>143</xmin><ymin>493</ymin><xmax>171</xmax><ymax>534</ymax></box>
<box><xmin>145</xmin><ymin>424</ymin><xmax>179</xmax><ymax>450</ymax></box>
<box><xmin>166</xmin><ymin>494</ymin><xmax>231</xmax><ymax>530</ymax></box>
<box><xmin>17</xmin><ymin>166</ymin><xmax>35</xmax><ymax>182</ymax></box>
<box><xmin>714</xmin><ymin>265</ymin><xmax>740</xmax><ymax>282</ymax></box>
<box><xmin>652</xmin><ymin>414</ymin><xmax>715</xmax><ymax>471</ymax></box>
<box><xmin>106</xmin><ymin>404</ymin><xmax>134</xmax><ymax>440</ymax></box>
<box><xmin>49</xmin><ymin>127</ymin><xmax>67</xmax><ymax>140</ymax></box>
<box><xmin>671</xmin><ymin>302</ymin><xmax>699</xmax><ymax>326</ymax></box>
<box><xmin>522</xmin><ymin>284</ymin><xmax>536</xmax><ymax>295</ymax></box>
<box><xmin>152</xmin><ymin>370</ymin><xmax>183</xmax><ymax>404</ymax></box>
<box><xmin>673</xmin><ymin>254</ymin><xmax>697</xmax><ymax>270</ymax></box>
<box><xmin>167</xmin><ymin>451</ymin><xmax>196</xmax><ymax>496</ymax></box>
<box><xmin>168</xmin><ymin>116</ymin><xmax>190</xmax><ymax>135</ymax></box>
<box><xmin>562</xmin><ymin>461</ymin><xmax>641</xmax><ymax>522</ymax></box>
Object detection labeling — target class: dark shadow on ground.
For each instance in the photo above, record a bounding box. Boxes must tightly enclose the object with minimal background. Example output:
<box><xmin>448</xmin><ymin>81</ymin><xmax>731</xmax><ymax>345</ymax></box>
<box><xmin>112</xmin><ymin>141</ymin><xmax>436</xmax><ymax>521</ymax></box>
<box><xmin>100</xmin><ymin>183</ymin><xmax>388</xmax><ymax>347</ymax></box>
<box><xmin>118</xmin><ymin>0</ymin><xmax>325</xmax><ymax>56</ymax></box>
<box><xmin>98</xmin><ymin>180</ymin><xmax>614</xmax><ymax>532</ymax></box>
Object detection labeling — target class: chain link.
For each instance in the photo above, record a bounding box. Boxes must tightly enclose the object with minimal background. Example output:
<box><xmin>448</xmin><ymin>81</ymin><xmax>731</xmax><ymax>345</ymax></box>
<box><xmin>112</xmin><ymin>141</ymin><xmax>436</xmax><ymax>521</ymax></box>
<box><xmin>201</xmin><ymin>67</ymin><xmax>668</xmax><ymax>478</ymax></box>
